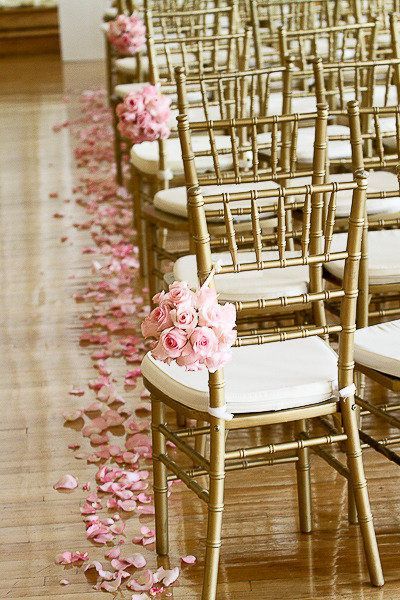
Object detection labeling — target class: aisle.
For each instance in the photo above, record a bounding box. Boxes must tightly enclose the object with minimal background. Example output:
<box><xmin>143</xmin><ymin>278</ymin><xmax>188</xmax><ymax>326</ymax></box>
<box><xmin>1</xmin><ymin>56</ymin><xmax>400</xmax><ymax>600</ymax></box>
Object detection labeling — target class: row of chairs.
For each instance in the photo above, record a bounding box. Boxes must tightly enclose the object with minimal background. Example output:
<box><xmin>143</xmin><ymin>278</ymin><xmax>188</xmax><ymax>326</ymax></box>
<box><xmin>101</xmin><ymin>2</ymin><xmax>400</xmax><ymax>599</ymax></box>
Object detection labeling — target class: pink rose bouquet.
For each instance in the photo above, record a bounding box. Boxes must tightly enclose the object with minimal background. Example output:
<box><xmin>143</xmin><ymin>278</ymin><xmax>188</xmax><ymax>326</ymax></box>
<box><xmin>116</xmin><ymin>85</ymin><xmax>172</xmax><ymax>144</ymax></box>
<box><xmin>141</xmin><ymin>281</ymin><xmax>237</xmax><ymax>372</ymax></box>
<box><xmin>107</xmin><ymin>14</ymin><xmax>146</xmax><ymax>55</ymax></box>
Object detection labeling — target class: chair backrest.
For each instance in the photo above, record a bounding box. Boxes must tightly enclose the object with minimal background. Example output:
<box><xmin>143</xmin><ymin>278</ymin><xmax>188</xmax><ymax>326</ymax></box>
<box><xmin>175</xmin><ymin>87</ymin><xmax>368</xmax><ymax>406</ymax></box>
<box><xmin>144</xmin><ymin>3</ymin><xmax>243</xmax><ymax>85</ymax></box>
<box><xmin>278</xmin><ymin>20</ymin><xmax>379</xmax><ymax>69</ymax></box>
<box><xmin>174</xmin><ymin>65</ymin><xmax>329</xmax><ymax>188</ymax></box>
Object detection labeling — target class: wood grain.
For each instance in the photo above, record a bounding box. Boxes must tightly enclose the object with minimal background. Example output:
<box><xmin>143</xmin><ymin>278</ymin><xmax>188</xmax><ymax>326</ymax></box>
<box><xmin>1</xmin><ymin>55</ymin><xmax>400</xmax><ymax>599</ymax></box>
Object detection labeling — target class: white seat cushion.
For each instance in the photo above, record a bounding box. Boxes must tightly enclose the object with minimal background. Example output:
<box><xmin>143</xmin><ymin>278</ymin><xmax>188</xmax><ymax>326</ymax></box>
<box><xmin>173</xmin><ymin>250</ymin><xmax>309</xmax><ymax>302</ymax></box>
<box><xmin>264</xmin><ymin>92</ymin><xmax>317</xmax><ymax>115</ymax></box>
<box><xmin>114</xmin><ymin>82</ymin><xmax>145</xmax><ymax>99</ymax></box>
<box><xmin>130</xmin><ymin>135</ymin><xmax>233</xmax><ymax>176</ymax></box>
<box><xmin>355</xmin><ymin>320</ymin><xmax>400</xmax><ymax>377</ymax></box>
<box><xmin>104</xmin><ymin>7</ymin><xmax>118</xmax><ymax>19</ymax></box>
<box><xmin>142</xmin><ymin>336</ymin><xmax>338</xmax><ymax>413</ymax></box>
<box><xmin>288</xmin><ymin>171</ymin><xmax>400</xmax><ymax>217</ymax></box>
<box><xmin>115</xmin><ymin>57</ymin><xmax>138</xmax><ymax>75</ymax></box>
<box><xmin>296</xmin><ymin>125</ymin><xmax>351</xmax><ymax>163</ymax></box>
<box><xmin>325</xmin><ymin>230</ymin><xmax>400</xmax><ymax>285</ymax></box>
<box><xmin>257</xmin><ymin>125</ymin><xmax>351</xmax><ymax>164</ymax></box>
<box><xmin>154</xmin><ymin>180</ymin><xmax>280</xmax><ymax>219</ymax></box>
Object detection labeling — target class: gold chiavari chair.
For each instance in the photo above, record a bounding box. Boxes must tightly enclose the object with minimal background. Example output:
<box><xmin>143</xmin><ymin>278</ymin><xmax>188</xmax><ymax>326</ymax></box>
<box><xmin>278</xmin><ymin>19</ymin><xmax>379</xmax><ymax>70</ymax></box>
<box><xmin>113</xmin><ymin>0</ymin><xmax>234</xmax><ymax>95</ymax></box>
<box><xmin>323</xmin><ymin>104</ymin><xmax>400</xmax><ymax>324</ymax></box>
<box><xmin>112</xmin><ymin>2</ymin><xmax>242</xmax><ymax>184</ymax></box>
<box><xmin>249</xmin><ymin>0</ymin><xmax>358</xmax><ymax>69</ymax></box>
<box><xmin>143</xmin><ymin>63</ymin><xmax>330</xmax><ymax>304</ymax></box>
<box><xmin>142</xmin><ymin>97</ymin><xmax>384</xmax><ymax>600</ymax></box>
<box><xmin>127</xmin><ymin>19</ymin><xmax>249</xmax><ymax>270</ymax></box>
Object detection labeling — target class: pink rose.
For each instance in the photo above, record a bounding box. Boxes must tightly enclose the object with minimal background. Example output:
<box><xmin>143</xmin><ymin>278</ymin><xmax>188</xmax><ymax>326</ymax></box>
<box><xmin>199</xmin><ymin>302</ymin><xmax>236</xmax><ymax>336</ymax></box>
<box><xmin>152</xmin><ymin>327</ymin><xmax>189</xmax><ymax>361</ymax></box>
<box><xmin>170</xmin><ymin>305</ymin><xmax>198</xmax><ymax>334</ymax></box>
<box><xmin>195</xmin><ymin>286</ymin><xmax>218</xmax><ymax>309</ymax></box>
<box><xmin>205</xmin><ymin>350</ymin><xmax>232</xmax><ymax>373</ymax></box>
<box><xmin>166</xmin><ymin>281</ymin><xmax>194</xmax><ymax>308</ymax></box>
<box><xmin>141</xmin><ymin>305</ymin><xmax>173</xmax><ymax>339</ymax></box>
<box><xmin>190</xmin><ymin>327</ymin><xmax>218</xmax><ymax>359</ymax></box>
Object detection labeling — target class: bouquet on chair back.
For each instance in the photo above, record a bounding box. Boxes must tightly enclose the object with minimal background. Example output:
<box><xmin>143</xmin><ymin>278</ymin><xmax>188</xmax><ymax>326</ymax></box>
<box><xmin>141</xmin><ymin>281</ymin><xmax>237</xmax><ymax>372</ymax></box>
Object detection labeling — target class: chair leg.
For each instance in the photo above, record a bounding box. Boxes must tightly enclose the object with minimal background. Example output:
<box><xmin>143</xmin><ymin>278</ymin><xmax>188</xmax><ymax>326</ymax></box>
<box><xmin>151</xmin><ymin>396</ymin><xmax>169</xmax><ymax>557</ymax></box>
<box><xmin>341</xmin><ymin>395</ymin><xmax>384</xmax><ymax>587</ymax></box>
<box><xmin>295</xmin><ymin>419</ymin><xmax>312</xmax><ymax>533</ymax></box>
<box><xmin>111</xmin><ymin>100</ymin><xmax>124</xmax><ymax>186</ymax></box>
<box><xmin>131</xmin><ymin>166</ymin><xmax>146</xmax><ymax>278</ymax></box>
<box><xmin>195</xmin><ymin>420</ymin><xmax>208</xmax><ymax>458</ymax></box>
<box><xmin>202</xmin><ymin>419</ymin><xmax>226</xmax><ymax>600</ymax></box>
<box><xmin>145</xmin><ymin>220</ymin><xmax>158</xmax><ymax>304</ymax></box>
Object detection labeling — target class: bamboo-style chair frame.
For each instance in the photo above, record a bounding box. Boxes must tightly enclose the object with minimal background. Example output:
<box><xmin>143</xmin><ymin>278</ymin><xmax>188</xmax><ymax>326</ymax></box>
<box><xmin>311</xmin><ymin>56</ymin><xmax>400</xmax><ymax>321</ymax></box>
<box><xmin>110</xmin><ymin>1</ymin><xmax>238</xmax><ymax>180</ymax></box>
<box><xmin>278</xmin><ymin>20</ymin><xmax>379</xmax><ymax>70</ymax></box>
<box><xmin>144</xmin><ymin>97</ymin><xmax>384</xmax><ymax>600</ymax></box>
<box><xmin>142</xmin><ymin>61</ymin><xmax>330</xmax><ymax>302</ymax></box>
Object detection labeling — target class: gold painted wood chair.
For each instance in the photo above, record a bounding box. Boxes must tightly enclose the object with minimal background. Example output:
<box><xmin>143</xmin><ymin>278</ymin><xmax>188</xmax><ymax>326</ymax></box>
<box><xmin>114</xmin><ymin>2</ymin><xmax>242</xmax><ymax>185</ymax></box>
<box><xmin>312</xmin><ymin>59</ymin><xmax>400</xmax><ymax>320</ymax></box>
<box><xmin>143</xmin><ymin>63</ymin><xmax>333</xmax><ymax>304</ymax></box>
<box><xmin>142</xmin><ymin>98</ymin><xmax>384</xmax><ymax>600</ymax></box>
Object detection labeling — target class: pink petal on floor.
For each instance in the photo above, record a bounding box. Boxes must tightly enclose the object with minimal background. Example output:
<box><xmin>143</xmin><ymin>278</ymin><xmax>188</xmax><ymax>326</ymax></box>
<box><xmin>110</xmin><ymin>521</ymin><xmax>126</xmax><ymax>535</ymax></box>
<box><xmin>101</xmin><ymin>572</ymin><xmax>124</xmax><ymax>592</ymax></box>
<box><xmin>53</xmin><ymin>474</ymin><xmax>78</xmax><ymax>490</ymax></box>
<box><xmin>131</xmin><ymin>594</ymin><xmax>148</xmax><ymax>600</ymax></box>
<box><xmin>56</xmin><ymin>552</ymin><xmax>73</xmax><ymax>565</ymax></box>
<box><xmin>69</xmin><ymin>387</ymin><xmax>85</xmax><ymax>396</ymax></box>
<box><xmin>63</xmin><ymin>409</ymin><xmax>84</xmax><ymax>422</ymax></box>
<box><xmin>136</xmin><ymin>504</ymin><xmax>155</xmax><ymax>515</ymax></box>
<box><xmin>84</xmin><ymin>401</ymin><xmax>103</xmax><ymax>413</ymax></box>
<box><xmin>127</xmin><ymin>570</ymin><xmax>154</xmax><ymax>592</ymax></box>
<box><xmin>105</xmin><ymin>546</ymin><xmax>121</xmax><ymax>560</ymax></box>
<box><xmin>118</xmin><ymin>499</ymin><xmax>137</xmax><ymax>512</ymax></box>
<box><xmin>85</xmin><ymin>561</ymin><xmax>114</xmax><ymax>580</ymax></box>
<box><xmin>155</xmin><ymin>567</ymin><xmax>179</xmax><ymax>587</ymax></box>
<box><xmin>126</xmin><ymin>553</ymin><xmax>147</xmax><ymax>569</ymax></box>
<box><xmin>59</xmin><ymin>579</ymin><xmax>70</xmax><ymax>586</ymax></box>
<box><xmin>181</xmin><ymin>555</ymin><xmax>197</xmax><ymax>564</ymax></box>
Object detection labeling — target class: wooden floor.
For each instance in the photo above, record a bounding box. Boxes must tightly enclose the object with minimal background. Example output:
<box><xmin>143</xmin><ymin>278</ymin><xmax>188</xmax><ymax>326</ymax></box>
<box><xmin>1</xmin><ymin>55</ymin><xmax>400</xmax><ymax>600</ymax></box>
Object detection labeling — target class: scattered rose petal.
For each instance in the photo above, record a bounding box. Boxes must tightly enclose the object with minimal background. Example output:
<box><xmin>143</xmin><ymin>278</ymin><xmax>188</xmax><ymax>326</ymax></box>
<box><xmin>53</xmin><ymin>474</ymin><xmax>78</xmax><ymax>491</ymax></box>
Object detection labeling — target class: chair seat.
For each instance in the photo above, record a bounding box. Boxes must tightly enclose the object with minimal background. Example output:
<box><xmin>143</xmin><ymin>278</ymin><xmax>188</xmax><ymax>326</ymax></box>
<box><xmin>115</xmin><ymin>57</ymin><xmax>140</xmax><ymax>75</ymax></box>
<box><xmin>173</xmin><ymin>250</ymin><xmax>309</xmax><ymax>302</ymax></box>
<box><xmin>104</xmin><ymin>7</ymin><xmax>118</xmax><ymax>20</ymax></box>
<box><xmin>130</xmin><ymin>135</ymin><xmax>233</xmax><ymax>177</ymax></box>
<box><xmin>141</xmin><ymin>336</ymin><xmax>338</xmax><ymax>414</ymax></box>
<box><xmin>154</xmin><ymin>180</ymin><xmax>280</xmax><ymax>219</ymax></box>
<box><xmin>266</xmin><ymin>92</ymin><xmax>317</xmax><ymax>115</ymax></box>
<box><xmin>257</xmin><ymin>125</ymin><xmax>351</xmax><ymax>164</ymax></box>
<box><xmin>355</xmin><ymin>320</ymin><xmax>400</xmax><ymax>377</ymax></box>
<box><xmin>325</xmin><ymin>230</ymin><xmax>400</xmax><ymax>285</ymax></box>
<box><xmin>289</xmin><ymin>171</ymin><xmax>400</xmax><ymax>217</ymax></box>
<box><xmin>114</xmin><ymin>82</ymin><xmax>145</xmax><ymax>99</ymax></box>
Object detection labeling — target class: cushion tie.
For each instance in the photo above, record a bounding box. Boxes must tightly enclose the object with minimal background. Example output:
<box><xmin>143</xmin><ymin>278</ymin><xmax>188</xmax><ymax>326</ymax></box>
<box><xmin>208</xmin><ymin>405</ymin><xmax>234</xmax><ymax>421</ymax></box>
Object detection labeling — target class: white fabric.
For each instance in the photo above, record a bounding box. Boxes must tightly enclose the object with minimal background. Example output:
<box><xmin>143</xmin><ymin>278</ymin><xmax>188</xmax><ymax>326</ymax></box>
<box><xmin>266</xmin><ymin>92</ymin><xmax>317</xmax><ymax>115</ymax></box>
<box><xmin>114</xmin><ymin>82</ymin><xmax>144</xmax><ymax>99</ymax></box>
<box><xmin>325</xmin><ymin>230</ymin><xmax>400</xmax><ymax>285</ymax></box>
<box><xmin>208</xmin><ymin>405</ymin><xmax>234</xmax><ymax>420</ymax></box>
<box><xmin>257</xmin><ymin>125</ymin><xmax>352</xmax><ymax>164</ymax></box>
<box><xmin>141</xmin><ymin>336</ymin><xmax>339</xmax><ymax>414</ymax></box>
<box><xmin>104</xmin><ymin>7</ymin><xmax>117</xmax><ymax>19</ymax></box>
<box><xmin>355</xmin><ymin>320</ymin><xmax>400</xmax><ymax>377</ymax></box>
<box><xmin>173</xmin><ymin>250</ymin><xmax>309</xmax><ymax>302</ymax></box>
<box><xmin>130</xmin><ymin>134</ymin><xmax>233</xmax><ymax>177</ymax></box>
<box><xmin>288</xmin><ymin>171</ymin><xmax>400</xmax><ymax>218</ymax></box>
<box><xmin>154</xmin><ymin>180</ymin><xmax>280</xmax><ymax>219</ymax></box>
<box><xmin>296</xmin><ymin>125</ymin><xmax>352</xmax><ymax>163</ymax></box>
